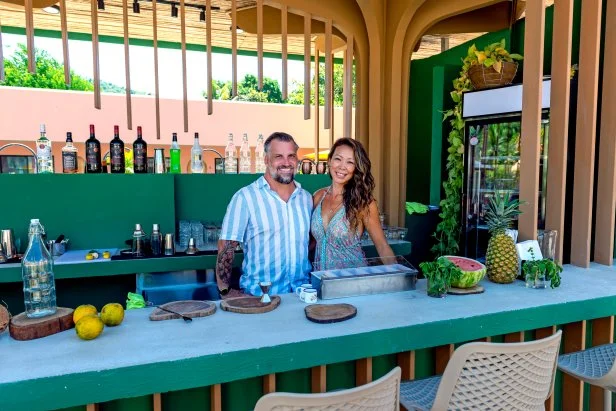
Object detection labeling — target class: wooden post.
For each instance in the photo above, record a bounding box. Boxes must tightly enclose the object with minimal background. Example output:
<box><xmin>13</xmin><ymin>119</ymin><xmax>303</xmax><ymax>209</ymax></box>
<box><xmin>304</xmin><ymin>13</ymin><xmax>311</xmax><ymax>120</ymax></box>
<box><xmin>152</xmin><ymin>0</ymin><xmax>160</xmax><ymax>139</ymax></box>
<box><xmin>263</xmin><ymin>373</ymin><xmax>276</xmax><ymax>394</ymax></box>
<box><xmin>206</xmin><ymin>0</ymin><xmax>213</xmax><ymax>115</ymax></box>
<box><xmin>590</xmin><ymin>317</ymin><xmax>614</xmax><ymax>410</ymax></box>
<box><xmin>152</xmin><ymin>393</ymin><xmax>161</xmax><ymax>411</ymax></box>
<box><xmin>518</xmin><ymin>0</ymin><xmax>545</xmax><ymax>241</ymax></box>
<box><xmin>594</xmin><ymin>0</ymin><xmax>616</xmax><ymax>265</ymax></box>
<box><xmin>180</xmin><ymin>0</ymin><xmax>188</xmax><ymax>132</ymax></box>
<box><xmin>256</xmin><ymin>0</ymin><xmax>263</xmax><ymax>90</ymax></box>
<box><xmin>60</xmin><ymin>0</ymin><xmax>70</xmax><ymax>87</ymax></box>
<box><xmin>90</xmin><ymin>0</ymin><xmax>101</xmax><ymax>109</ymax></box>
<box><xmin>324</xmin><ymin>19</ymin><xmax>333</xmax><ymax>130</ymax></box>
<box><xmin>311</xmin><ymin>365</ymin><xmax>326</xmax><ymax>393</ymax></box>
<box><xmin>211</xmin><ymin>384</ymin><xmax>222</xmax><ymax>411</ymax></box>
<box><xmin>545</xmin><ymin>0</ymin><xmax>574</xmax><ymax>264</ymax></box>
<box><xmin>343</xmin><ymin>34</ymin><xmax>354</xmax><ymax>138</ymax></box>
<box><xmin>356</xmin><ymin>357</ymin><xmax>372</xmax><ymax>386</ymax></box>
<box><xmin>397</xmin><ymin>351</ymin><xmax>415</xmax><ymax>380</ymax></box>
<box><xmin>435</xmin><ymin>344</ymin><xmax>454</xmax><ymax>374</ymax></box>
<box><xmin>231</xmin><ymin>0</ymin><xmax>237</xmax><ymax>97</ymax></box>
<box><xmin>562</xmin><ymin>321</ymin><xmax>586</xmax><ymax>410</ymax></box>
<box><xmin>24</xmin><ymin>0</ymin><xmax>35</xmax><ymax>74</ymax></box>
<box><xmin>314</xmin><ymin>46</ymin><xmax>320</xmax><ymax>163</ymax></box>
<box><xmin>121</xmin><ymin>0</ymin><xmax>132</xmax><ymax>129</ymax></box>
<box><xmin>281</xmin><ymin>5</ymin><xmax>288</xmax><ymax>100</ymax></box>
<box><xmin>570</xmin><ymin>0</ymin><xmax>603</xmax><ymax>267</ymax></box>
<box><xmin>503</xmin><ymin>331</ymin><xmax>525</xmax><ymax>343</ymax></box>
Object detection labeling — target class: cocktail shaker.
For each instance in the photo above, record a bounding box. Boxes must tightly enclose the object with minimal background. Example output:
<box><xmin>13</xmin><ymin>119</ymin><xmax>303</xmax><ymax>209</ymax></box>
<box><xmin>154</xmin><ymin>149</ymin><xmax>165</xmax><ymax>174</ymax></box>
<box><xmin>1</xmin><ymin>229</ymin><xmax>16</xmax><ymax>259</ymax></box>
<box><xmin>164</xmin><ymin>233</ymin><xmax>175</xmax><ymax>256</ymax></box>
<box><xmin>150</xmin><ymin>224</ymin><xmax>162</xmax><ymax>256</ymax></box>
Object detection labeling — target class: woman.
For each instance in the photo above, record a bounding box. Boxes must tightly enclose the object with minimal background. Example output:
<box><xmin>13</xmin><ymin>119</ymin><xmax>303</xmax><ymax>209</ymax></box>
<box><xmin>311</xmin><ymin>138</ymin><xmax>395</xmax><ymax>271</ymax></box>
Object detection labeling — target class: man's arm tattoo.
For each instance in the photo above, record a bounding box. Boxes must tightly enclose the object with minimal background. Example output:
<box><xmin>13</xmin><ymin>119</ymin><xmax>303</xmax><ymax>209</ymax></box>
<box><xmin>216</xmin><ymin>241</ymin><xmax>239</xmax><ymax>287</ymax></box>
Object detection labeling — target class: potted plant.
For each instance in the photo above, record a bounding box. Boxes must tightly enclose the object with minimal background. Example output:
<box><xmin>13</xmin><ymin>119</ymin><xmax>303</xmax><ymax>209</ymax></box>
<box><xmin>419</xmin><ymin>257</ymin><xmax>462</xmax><ymax>298</ymax></box>
<box><xmin>522</xmin><ymin>247</ymin><xmax>563</xmax><ymax>289</ymax></box>
<box><xmin>464</xmin><ymin>39</ymin><xmax>523</xmax><ymax>90</ymax></box>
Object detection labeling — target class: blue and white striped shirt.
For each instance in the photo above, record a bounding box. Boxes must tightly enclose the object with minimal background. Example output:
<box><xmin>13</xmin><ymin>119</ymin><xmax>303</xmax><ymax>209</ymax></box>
<box><xmin>220</xmin><ymin>176</ymin><xmax>313</xmax><ymax>295</ymax></box>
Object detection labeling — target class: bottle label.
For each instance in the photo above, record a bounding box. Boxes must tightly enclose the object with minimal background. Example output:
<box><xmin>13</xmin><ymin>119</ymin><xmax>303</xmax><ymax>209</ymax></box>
<box><xmin>111</xmin><ymin>145</ymin><xmax>124</xmax><ymax>169</ymax></box>
<box><xmin>134</xmin><ymin>147</ymin><xmax>147</xmax><ymax>171</ymax></box>
<box><xmin>170</xmin><ymin>149</ymin><xmax>181</xmax><ymax>173</ymax></box>
<box><xmin>37</xmin><ymin>142</ymin><xmax>51</xmax><ymax>159</ymax></box>
<box><xmin>192</xmin><ymin>153</ymin><xmax>202</xmax><ymax>163</ymax></box>
<box><xmin>62</xmin><ymin>152</ymin><xmax>77</xmax><ymax>173</ymax></box>
<box><xmin>86</xmin><ymin>143</ymin><xmax>100</xmax><ymax>171</ymax></box>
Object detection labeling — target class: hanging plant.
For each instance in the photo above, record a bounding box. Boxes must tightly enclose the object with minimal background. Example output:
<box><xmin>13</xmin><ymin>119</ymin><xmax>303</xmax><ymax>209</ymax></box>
<box><xmin>431</xmin><ymin>39</ymin><xmax>522</xmax><ymax>257</ymax></box>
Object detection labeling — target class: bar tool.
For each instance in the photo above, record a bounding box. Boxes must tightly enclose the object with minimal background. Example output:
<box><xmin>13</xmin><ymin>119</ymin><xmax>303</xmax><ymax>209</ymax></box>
<box><xmin>150</xmin><ymin>224</ymin><xmax>162</xmax><ymax>256</ymax></box>
<box><xmin>146</xmin><ymin>301</ymin><xmax>192</xmax><ymax>322</ymax></box>
<box><xmin>164</xmin><ymin>233</ymin><xmax>175</xmax><ymax>256</ymax></box>
<box><xmin>1</xmin><ymin>229</ymin><xmax>16</xmax><ymax>259</ymax></box>
<box><xmin>0</xmin><ymin>243</ymin><xmax>7</xmax><ymax>263</ymax></box>
<box><xmin>260</xmin><ymin>281</ymin><xmax>272</xmax><ymax>304</ymax></box>
<box><xmin>154</xmin><ymin>148</ymin><xmax>165</xmax><ymax>174</ymax></box>
<box><xmin>132</xmin><ymin>224</ymin><xmax>146</xmax><ymax>258</ymax></box>
<box><xmin>186</xmin><ymin>237</ymin><xmax>198</xmax><ymax>255</ymax></box>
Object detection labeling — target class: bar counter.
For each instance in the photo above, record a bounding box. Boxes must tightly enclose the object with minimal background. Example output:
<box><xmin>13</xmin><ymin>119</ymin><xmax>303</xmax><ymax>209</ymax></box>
<box><xmin>2</xmin><ymin>263</ymin><xmax>616</xmax><ymax>411</ymax></box>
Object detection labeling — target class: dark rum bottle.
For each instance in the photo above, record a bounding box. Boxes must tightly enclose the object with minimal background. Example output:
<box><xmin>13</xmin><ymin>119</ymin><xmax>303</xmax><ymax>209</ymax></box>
<box><xmin>110</xmin><ymin>125</ymin><xmax>125</xmax><ymax>174</ymax></box>
<box><xmin>133</xmin><ymin>126</ymin><xmax>148</xmax><ymax>174</ymax></box>
<box><xmin>85</xmin><ymin>124</ymin><xmax>102</xmax><ymax>173</ymax></box>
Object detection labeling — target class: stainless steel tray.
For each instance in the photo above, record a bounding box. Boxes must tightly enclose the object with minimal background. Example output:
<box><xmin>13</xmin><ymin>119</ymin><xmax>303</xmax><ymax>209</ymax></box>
<box><xmin>310</xmin><ymin>256</ymin><xmax>417</xmax><ymax>300</ymax></box>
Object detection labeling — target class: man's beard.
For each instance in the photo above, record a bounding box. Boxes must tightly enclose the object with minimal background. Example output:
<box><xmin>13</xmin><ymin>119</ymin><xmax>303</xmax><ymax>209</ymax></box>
<box><xmin>270</xmin><ymin>166</ymin><xmax>295</xmax><ymax>184</ymax></box>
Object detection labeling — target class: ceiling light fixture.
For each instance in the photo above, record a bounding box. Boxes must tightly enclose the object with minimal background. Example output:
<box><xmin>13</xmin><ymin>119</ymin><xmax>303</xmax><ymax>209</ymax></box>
<box><xmin>97</xmin><ymin>0</ymin><xmax>105</xmax><ymax>10</ymax></box>
<box><xmin>42</xmin><ymin>5</ymin><xmax>60</xmax><ymax>14</ymax></box>
<box><xmin>199</xmin><ymin>7</ymin><xmax>205</xmax><ymax>21</ymax></box>
<box><xmin>171</xmin><ymin>3</ymin><xmax>178</xmax><ymax>17</ymax></box>
<box><xmin>229</xmin><ymin>25</ymin><xmax>244</xmax><ymax>34</ymax></box>
<box><xmin>133</xmin><ymin>0</ymin><xmax>140</xmax><ymax>13</ymax></box>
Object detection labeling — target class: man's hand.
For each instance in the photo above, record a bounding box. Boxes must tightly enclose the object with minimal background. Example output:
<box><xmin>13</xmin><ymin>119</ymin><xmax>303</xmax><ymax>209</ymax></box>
<box><xmin>216</xmin><ymin>240</ymin><xmax>239</xmax><ymax>292</ymax></box>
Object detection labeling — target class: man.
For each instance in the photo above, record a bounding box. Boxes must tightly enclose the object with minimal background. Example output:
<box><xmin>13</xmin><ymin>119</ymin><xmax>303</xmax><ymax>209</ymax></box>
<box><xmin>216</xmin><ymin>132</ymin><xmax>313</xmax><ymax>297</ymax></box>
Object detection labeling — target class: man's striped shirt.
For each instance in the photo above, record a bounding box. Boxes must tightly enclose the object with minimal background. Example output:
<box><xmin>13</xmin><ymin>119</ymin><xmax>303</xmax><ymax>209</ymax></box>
<box><xmin>220</xmin><ymin>176</ymin><xmax>313</xmax><ymax>295</ymax></box>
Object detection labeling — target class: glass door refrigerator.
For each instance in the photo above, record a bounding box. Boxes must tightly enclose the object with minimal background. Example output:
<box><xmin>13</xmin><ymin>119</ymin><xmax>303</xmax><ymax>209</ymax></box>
<box><xmin>460</xmin><ymin>79</ymin><xmax>552</xmax><ymax>261</ymax></box>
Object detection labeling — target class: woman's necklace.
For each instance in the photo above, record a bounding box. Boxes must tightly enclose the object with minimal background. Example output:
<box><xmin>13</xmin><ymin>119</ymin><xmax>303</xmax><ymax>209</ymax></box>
<box><xmin>326</xmin><ymin>189</ymin><xmax>343</xmax><ymax>216</ymax></box>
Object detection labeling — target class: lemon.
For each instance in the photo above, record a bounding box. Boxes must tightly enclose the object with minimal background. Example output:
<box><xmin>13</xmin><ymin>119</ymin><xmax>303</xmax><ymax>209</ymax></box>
<box><xmin>100</xmin><ymin>303</ymin><xmax>125</xmax><ymax>327</ymax></box>
<box><xmin>75</xmin><ymin>315</ymin><xmax>104</xmax><ymax>340</ymax></box>
<box><xmin>73</xmin><ymin>304</ymin><xmax>98</xmax><ymax>324</ymax></box>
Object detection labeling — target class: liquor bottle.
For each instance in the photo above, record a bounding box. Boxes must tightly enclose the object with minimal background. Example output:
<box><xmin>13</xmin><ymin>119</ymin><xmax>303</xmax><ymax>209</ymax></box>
<box><xmin>224</xmin><ymin>133</ymin><xmax>238</xmax><ymax>174</ymax></box>
<box><xmin>36</xmin><ymin>124</ymin><xmax>54</xmax><ymax>174</ymax></box>
<box><xmin>85</xmin><ymin>124</ymin><xmax>102</xmax><ymax>173</ymax></box>
<box><xmin>21</xmin><ymin>219</ymin><xmax>57</xmax><ymax>318</ymax></box>
<box><xmin>239</xmin><ymin>133</ymin><xmax>251</xmax><ymax>174</ymax></box>
<box><xmin>110</xmin><ymin>125</ymin><xmax>125</xmax><ymax>174</ymax></box>
<box><xmin>170</xmin><ymin>133</ymin><xmax>181</xmax><ymax>174</ymax></box>
<box><xmin>255</xmin><ymin>133</ymin><xmax>265</xmax><ymax>173</ymax></box>
<box><xmin>190</xmin><ymin>132</ymin><xmax>203</xmax><ymax>174</ymax></box>
<box><xmin>61</xmin><ymin>132</ymin><xmax>78</xmax><ymax>174</ymax></box>
<box><xmin>133</xmin><ymin>126</ymin><xmax>148</xmax><ymax>174</ymax></box>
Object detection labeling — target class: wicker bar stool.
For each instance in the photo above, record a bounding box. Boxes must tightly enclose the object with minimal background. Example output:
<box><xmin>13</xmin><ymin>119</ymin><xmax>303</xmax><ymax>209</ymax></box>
<box><xmin>558</xmin><ymin>344</ymin><xmax>616</xmax><ymax>411</ymax></box>
<box><xmin>399</xmin><ymin>330</ymin><xmax>562</xmax><ymax>410</ymax></box>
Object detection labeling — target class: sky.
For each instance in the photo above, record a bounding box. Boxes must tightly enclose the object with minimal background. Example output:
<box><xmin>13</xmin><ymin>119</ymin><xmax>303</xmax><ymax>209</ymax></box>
<box><xmin>2</xmin><ymin>32</ymin><xmax>308</xmax><ymax>100</ymax></box>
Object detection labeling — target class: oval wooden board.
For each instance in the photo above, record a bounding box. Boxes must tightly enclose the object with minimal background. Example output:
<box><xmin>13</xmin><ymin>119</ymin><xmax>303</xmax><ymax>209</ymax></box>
<box><xmin>305</xmin><ymin>303</ymin><xmax>357</xmax><ymax>324</ymax></box>
<box><xmin>149</xmin><ymin>300</ymin><xmax>216</xmax><ymax>321</ymax></box>
<box><xmin>220</xmin><ymin>296</ymin><xmax>281</xmax><ymax>314</ymax></box>
<box><xmin>9</xmin><ymin>307</ymin><xmax>74</xmax><ymax>341</ymax></box>
<box><xmin>448</xmin><ymin>285</ymin><xmax>485</xmax><ymax>295</ymax></box>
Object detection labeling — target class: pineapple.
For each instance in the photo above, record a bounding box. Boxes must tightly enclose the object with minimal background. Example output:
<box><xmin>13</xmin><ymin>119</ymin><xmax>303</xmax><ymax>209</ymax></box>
<box><xmin>485</xmin><ymin>194</ymin><xmax>522</xmax><ymax>284</ymax></box>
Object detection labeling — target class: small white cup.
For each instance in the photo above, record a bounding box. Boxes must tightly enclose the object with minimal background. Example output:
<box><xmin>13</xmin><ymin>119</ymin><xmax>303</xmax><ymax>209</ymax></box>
<box><xmin>295</xmin><ymin>283</ymin><xmax>312</xmax><ymax>297</ymax></box>
<box><xmin>301</xmin><ymin>289</ymin><xmax>318</xmax><ymax>304</ymax></box>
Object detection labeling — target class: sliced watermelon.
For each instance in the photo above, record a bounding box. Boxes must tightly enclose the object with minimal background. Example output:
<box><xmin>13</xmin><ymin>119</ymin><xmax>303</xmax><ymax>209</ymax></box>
<box><xmin>442</xmin><ymin>256</ymin><xmax>486</xmax><ymax>289</ymax></box>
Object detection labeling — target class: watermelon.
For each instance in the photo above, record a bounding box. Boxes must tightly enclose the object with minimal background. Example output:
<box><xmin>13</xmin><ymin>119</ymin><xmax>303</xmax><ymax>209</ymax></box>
<box><xmin>443</xmin><ymin>256</ymin><xmax>486</xmax><ymax>289</ymax></box>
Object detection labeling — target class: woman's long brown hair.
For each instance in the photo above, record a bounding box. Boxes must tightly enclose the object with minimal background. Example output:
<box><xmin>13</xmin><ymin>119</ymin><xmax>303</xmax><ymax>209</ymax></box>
<box><xmin>328</xmin><ymin>138</ymin><xmax>375</xmax><ymax>232</ymax></box>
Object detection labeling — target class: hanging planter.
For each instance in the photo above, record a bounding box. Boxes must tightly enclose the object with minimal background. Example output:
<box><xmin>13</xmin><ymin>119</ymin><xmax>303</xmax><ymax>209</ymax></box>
<box><xmin>468</xmin><ymin>61</ymin><xmax>519</xmax><ymax>90</ymax></box>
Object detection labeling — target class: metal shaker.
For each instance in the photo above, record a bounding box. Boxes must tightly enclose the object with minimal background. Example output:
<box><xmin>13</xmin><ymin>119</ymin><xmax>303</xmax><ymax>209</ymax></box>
<box><xmin>1</xmin><ymin>229</ymin><xmax>16</xmax><ymax>259</ymax></box>
<box><xmin>150</xmin><ymin>224</ymin><xmax>162</xmax><ymax>256</ymax></box>
<box><xmin>164</xmin><ymin>233</ymin><xmax>175</xmax><ymax>256</ymax></box>
<box><xmin>154</xmin><ymin>148</ymin><xmax>165</xmax><ymax>174</ymax></box>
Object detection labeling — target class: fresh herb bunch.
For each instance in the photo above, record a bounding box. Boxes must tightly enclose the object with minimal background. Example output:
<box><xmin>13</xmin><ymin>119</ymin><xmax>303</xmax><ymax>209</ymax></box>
<box><xmin>432</xmin><ymin>39</ymin><xmax>523</xmax><ymax>257</ymax></box>
<box><xmin>420</xmin><ymin>257</ymin><xmax>463</xmax><ymax>297</ymax></box>
<box><xmin>522</xmin><ymin>247</ymin><xmax>563</xmax><ymax>289</ymax></box>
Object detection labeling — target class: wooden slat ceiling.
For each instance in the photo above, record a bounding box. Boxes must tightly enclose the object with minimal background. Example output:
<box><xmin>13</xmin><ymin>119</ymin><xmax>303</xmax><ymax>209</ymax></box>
<box><xmin>0</xmin><ymin>0</ymin><xmax>494</xmax><ymax>60</ymax></box>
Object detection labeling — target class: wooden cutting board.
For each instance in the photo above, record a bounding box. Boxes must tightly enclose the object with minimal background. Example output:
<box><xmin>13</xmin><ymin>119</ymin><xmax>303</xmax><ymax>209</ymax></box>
<box><xmin>9</xmin><ymin>307</ymin><xmax>74</xmax><ymax>341</ymax></box>
<box><xmin>0</xmin><ymin>305</ymin><xmax>10</xmax><ymax>334</ymax></box>
<box><xmin>305</xmin><ymin>303</ymin><xmax>357</xmax><ymax>324</ymax></box>
<box><xmin>220</xmin><ymin>296</ymin><xmax>281</xmax><ymax>314</ymax></box>
<box><xmin>448</xmin><ymin>285</ymin><xmax>485</xmax><ymax>295</ymax></box>
<box><xmin>149</xmin><ymin>300</ymin><xmax>216</xmax><ymax>321</ymax></box>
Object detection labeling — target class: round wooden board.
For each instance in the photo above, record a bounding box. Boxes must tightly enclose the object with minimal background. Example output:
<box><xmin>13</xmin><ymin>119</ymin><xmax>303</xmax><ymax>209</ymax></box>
<box><xmin>149</xmin><ymin>300</ymin><xmax>216</xmax><ymax>321</ymax></box>
<box><xmin>9</xmin><ymin>307</ymin><xmax>74</xmax><ymax>341</ymax></box>
<box><xmin>305</xmin><ymin>303</ymin><xmax>357</xmax><ymax>324</ymax></box>
<box><xmin>448</xmin><ymin>285</ymin><xmax>485</xmax><ymax>295</ymax></box>
<box><xmin>0</xmin><ymin>305</ymin><xmax>9</xmax><ymax>334</ymax></box>
<box><xmin>220</xmin><ymin>296</ymin><xmax>281</xmax><ymax>314</ymax></box>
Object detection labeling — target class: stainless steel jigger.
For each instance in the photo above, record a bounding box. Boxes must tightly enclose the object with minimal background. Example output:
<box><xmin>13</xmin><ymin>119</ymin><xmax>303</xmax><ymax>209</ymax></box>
<box><xmin>260</xmin><ymin>281</ymin><xmax>272</xmax><ymax>304</ymax></box>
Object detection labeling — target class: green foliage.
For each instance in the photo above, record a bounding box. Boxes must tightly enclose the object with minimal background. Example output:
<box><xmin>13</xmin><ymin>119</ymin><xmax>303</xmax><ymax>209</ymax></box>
<box><xmin>485</xmin><ymin>194</ymin><xmax>523</xmax><ymax>236</ymax></box>
<box><xmin>204</xmin><ymin>74</ymin><xmax>283</xmax><ymax>103</ymax></box>
<box><xmin>1</xmin><ymin>44</ymin><xmax>93</xmax><ymax>91</ymax></box>
<box><xmin>522</xmin><ymin>247</ymin><xmax>563</xmax><ymax>289</ymax></box>
<box><xmin>432</xmin><ymin>40</ymin><xmax>523</xmax><ymax>257</ymax></box>
<box><xmin>405</xmin><ymin>202</ymin><xmax>428</xmax><ymax>215</ymax></box>
<box><xmin>419</xmin><ymin>257</ymin><xmax>462</xmax><ymax>297</ymax></box>
<box><xmin>287</xmin><ymin>63</ymin><xmax>350</xmax><ymax>107</ymax></box>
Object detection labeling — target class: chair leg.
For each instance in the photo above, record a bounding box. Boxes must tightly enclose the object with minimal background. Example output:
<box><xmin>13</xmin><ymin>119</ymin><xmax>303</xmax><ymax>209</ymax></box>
<box><xmin>603</xmin><ymin>389</ymin><xmax>612</xmax><ymax>411</ymax></box>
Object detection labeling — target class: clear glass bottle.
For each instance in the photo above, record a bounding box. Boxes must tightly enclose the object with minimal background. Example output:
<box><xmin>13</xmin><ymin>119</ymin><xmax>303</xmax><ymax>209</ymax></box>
<box><xmin>36</xmin><ymin>124</ymin><xmax>54</xmax><ymax>174</ymax></box>
<box><xmin>224</xmin><ymin>133</ymin><xmax>238</xmax><ymax>174</ymax></box>
<box><xmin>132</xmin><ymin>223</ymin><xmax>146</xmax><ymax>258</ymax></box>
<box><xmin>255</xmin><ymin>133</ymin><xmax>266</xmax><ymax>174</ymax></box>
<box><xmin>21</xmin><ymin>219</ymin><xmax>57</xmax><ymax>318</ymax></box>
<box><xmin>190</xmin><ymin>132</ymin><xmax>204</xmax><ymax>174</ymax></box>
<box><xmin>170</xmin><ymin>133</ymin><xmax>181</xmax><ymax>174</ymax></box>
<box><xmin>61</xmin><ymin>132</ymin><xmax>78</xmax><ymax>174</ymax></box>
<box><xmin>239</xmin><ymin>133</ymin><xmax>251</xmax><ymax>174</ymax></box>
<box><xmin>150</xmin><ymin>223</ymin><xmax>162</xmax><ymax>256</ymax></box>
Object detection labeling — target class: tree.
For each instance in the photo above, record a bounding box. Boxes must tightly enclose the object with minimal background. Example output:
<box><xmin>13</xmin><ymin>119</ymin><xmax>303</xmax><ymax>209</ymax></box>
<box><xmin>287</xmin><ymin>63</ymin><xmax>354</xmax><ymax>107</ymax></box>
<box><xmin>203</xmin><ymin>74</ymin><xmax>283</xmax><ymax>103</ymax></box>
<box><xmin>1</xmin><ymin>44</ymin><xmax>93</xmax><ymax>91</ymax></box>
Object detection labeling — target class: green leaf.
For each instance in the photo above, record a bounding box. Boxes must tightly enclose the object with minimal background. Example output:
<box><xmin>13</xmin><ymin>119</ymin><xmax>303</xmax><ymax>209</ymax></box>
<box><xmin>450</xmin><ymin>91</ymin><xmax>460</xmax><ymax>103</ymax></box>
<box><xmin>509</xmin><ymin>53</ymin><xmax>524</xmax><ymax>60</ymax></box>
<box><xmin>483</xmin><ymin>58</ymin><xmax>495</xmax><ymax>68</ymax></box>
<box><xmin>406</xmin><ymin>202</ymin><xmax>429</xmax><ymax>215</ymax></box>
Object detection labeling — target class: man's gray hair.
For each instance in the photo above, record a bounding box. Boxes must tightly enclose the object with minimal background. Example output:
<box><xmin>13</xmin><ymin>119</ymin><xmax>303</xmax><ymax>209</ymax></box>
<box><xmin>264</xmin><ymin>132</ymin><xmax>299</xmax><ymax>153</ymax></box>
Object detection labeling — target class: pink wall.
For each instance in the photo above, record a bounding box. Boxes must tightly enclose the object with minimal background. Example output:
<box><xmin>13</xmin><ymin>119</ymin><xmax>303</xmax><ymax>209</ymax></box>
<box><xmin>0</xmin><ymin>86</ymin><xmax>353</xmax><ymax>148</ymax></box>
